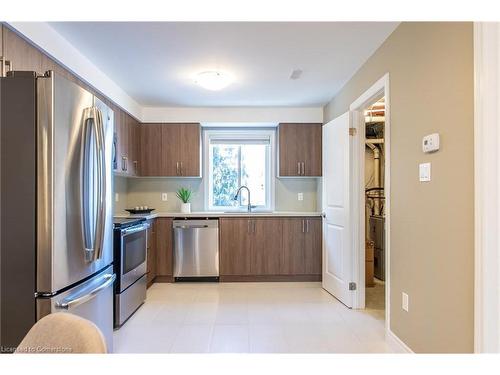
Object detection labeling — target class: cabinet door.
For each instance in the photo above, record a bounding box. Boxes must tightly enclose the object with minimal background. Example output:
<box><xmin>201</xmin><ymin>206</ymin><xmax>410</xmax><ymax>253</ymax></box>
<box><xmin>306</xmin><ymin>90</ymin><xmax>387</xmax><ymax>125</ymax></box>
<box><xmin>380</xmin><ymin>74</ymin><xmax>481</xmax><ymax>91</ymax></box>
<box><xmin>304</xmin><ymin>218</ymin><xmax>322</xmax><ymax>275</ymax></box>
<box><xmin>161</xmin><ymin>124</ymin><xmax>181</xmax><ymax>176</ymax></box>
<box><xmin>279</xmin><ymin>124</ymin><xmax>305</xmax><ymax>176</ymax></box>
<box><xmin>146</xmin><ymin>219</ymin><xmax>157</xmax><ymax>285</ymax></box>
<box><xmin>155</xmin><ymin>218</ymin><xmax>173</xmax><ymax>276</ymax></box>
<box><xmin>303</xmin><ymin>124</ymin><xmax>322</xmax><ymax>176</ymax></box>
<box><xmin>127</xmin><ymin>116</ymin><xmax>139</xmax><ymax>176</ymax></box>
<box><xmin>139</xmin><ymin>124</ymin><xmax>163</xmax><ymax>176</ymax></box>
<box><xmin>251</xmin><ymin>218</ymin><xmax>283</xmax><ymax>275</ymax></box>
<box><xmin>179</xmin><ymin>123</ymin><xmax>201</xmax><ymax>177</ymax></box>
<box><xmin>281</xmin><ymin>218</ymin><xmax>306</xmax><ymax>274</ymax></box>
<box><xmin>3</xmin><ymin>26</ymin><xmax>43</xmax><ymax>73</ymax></box>
<box><xmin>219</xmin><ymin>218</ymin><xmax>252</xmax><ymax>275</ymax></box>
<box><xmin>118</xmin><ymin>111</ymin><xmax>130</xmax><ymax>173</ymax></box>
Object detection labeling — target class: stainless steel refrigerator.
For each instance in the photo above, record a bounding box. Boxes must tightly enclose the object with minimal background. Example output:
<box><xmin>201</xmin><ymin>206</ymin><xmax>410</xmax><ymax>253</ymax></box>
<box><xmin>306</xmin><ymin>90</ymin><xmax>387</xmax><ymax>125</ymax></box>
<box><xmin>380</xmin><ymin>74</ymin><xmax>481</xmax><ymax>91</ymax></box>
<box><xmin>0</xmin><ymin>71</ymin><xmax>115</xmax><ymax>352</ymax></box>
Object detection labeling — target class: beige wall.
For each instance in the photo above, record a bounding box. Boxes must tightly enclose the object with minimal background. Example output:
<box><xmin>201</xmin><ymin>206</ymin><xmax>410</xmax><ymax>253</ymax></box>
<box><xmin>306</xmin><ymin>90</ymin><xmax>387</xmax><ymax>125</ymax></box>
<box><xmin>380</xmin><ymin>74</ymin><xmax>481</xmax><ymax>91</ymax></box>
<box><xmin>323</xmin><ymin>22</ymin><xmax>474</xmax><ymax>352</ymax></box>
<box><xmin>114</xmin><ymin>177</ymin><xmax>318</xmax><ymax>214</ymax></box>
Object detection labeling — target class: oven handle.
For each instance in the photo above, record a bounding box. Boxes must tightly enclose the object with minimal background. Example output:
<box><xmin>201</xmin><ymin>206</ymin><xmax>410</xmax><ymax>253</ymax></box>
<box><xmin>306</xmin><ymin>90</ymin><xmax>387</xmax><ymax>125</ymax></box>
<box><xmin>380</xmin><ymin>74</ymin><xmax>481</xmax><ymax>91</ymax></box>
<box><xmin>55</xmin><ymin>273</ymin><xmax>116</xmax><ymax>310</ymax></box>
<box><xmin>121</xmin><ymin>223</ymin><xmax>149</xmax><ymax>236</ymax></box>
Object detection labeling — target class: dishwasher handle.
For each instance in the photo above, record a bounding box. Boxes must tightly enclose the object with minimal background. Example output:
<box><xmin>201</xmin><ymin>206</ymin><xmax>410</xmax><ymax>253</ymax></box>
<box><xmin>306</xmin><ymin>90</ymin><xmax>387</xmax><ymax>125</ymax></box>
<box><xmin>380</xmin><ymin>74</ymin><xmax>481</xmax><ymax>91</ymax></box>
<box><xmin>175</xmin><ymin>225</ymin><xmax>209</xmax><ymax>229</ymax></box>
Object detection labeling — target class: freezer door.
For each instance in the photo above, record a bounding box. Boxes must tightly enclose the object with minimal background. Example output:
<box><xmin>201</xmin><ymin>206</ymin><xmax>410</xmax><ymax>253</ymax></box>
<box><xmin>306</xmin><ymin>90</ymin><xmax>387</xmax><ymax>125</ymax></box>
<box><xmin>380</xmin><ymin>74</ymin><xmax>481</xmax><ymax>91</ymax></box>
<box><xmin>37</xmin><ymin>265</ymin><xmax>116</xmax><ymax>352</ymax></box>
<box><xmin>37</xmin><ymin>72</ymin><xmax>114</xmax><ymax>293</ymax></box>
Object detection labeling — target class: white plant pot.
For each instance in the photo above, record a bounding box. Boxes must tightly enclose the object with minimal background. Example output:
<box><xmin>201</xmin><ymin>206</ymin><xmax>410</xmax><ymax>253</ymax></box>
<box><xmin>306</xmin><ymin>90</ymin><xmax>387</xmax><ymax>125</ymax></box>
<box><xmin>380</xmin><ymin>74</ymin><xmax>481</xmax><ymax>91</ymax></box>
<box><xmin>180</xmin><ymin>202</ymin><xmax>191</xmax><ymax>213</ymax></box>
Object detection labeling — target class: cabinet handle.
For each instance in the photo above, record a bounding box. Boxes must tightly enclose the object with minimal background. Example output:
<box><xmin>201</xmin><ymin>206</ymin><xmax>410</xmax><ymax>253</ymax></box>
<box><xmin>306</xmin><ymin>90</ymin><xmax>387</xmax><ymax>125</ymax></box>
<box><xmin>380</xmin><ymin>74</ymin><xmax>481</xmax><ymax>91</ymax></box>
<box><xmin>253</xmin><ymin>220</ymin><xmax>256</xmax><ymax>233</ymax></box>
<box><xmin>301</xmin><ymin>162</ymin><xmax>305</xmax><ymax>176</ymax></box>
<box><xmin>180</xmin><ymin>161</ymin><xmax>183</xmax><ymax>176</ymax></box>
<box><xmin>122</xmin><ymin>156</ymin><xmax>128</xmax><ymax>172</ymax></box>
<box><xmin>297</xmin><ymin>162</ymin><xmax>301</xmax><ymax>175</ymax></box>
<box><xmin>302</xmin><ymin>219</ymin><xmax>305</xmax><ymax>233</ymax></box>
<box><xmin>176</xmin><ymin>162</ymin><xmax>179</xmax><ymax>175</ymax></box>
<box><xmin>133</xmin><ymin>160</ymin><xmax>138</xmax><ymax>174</ymax></box>
<box><xmin>306</xmin><ymin>219</ymin><xmax>309</xmax><ymax>233</ymax></box>
<box><xmin>247</xmin><ymin>220</ymin><xmax>251</xmax><ymax>234</ymax></box>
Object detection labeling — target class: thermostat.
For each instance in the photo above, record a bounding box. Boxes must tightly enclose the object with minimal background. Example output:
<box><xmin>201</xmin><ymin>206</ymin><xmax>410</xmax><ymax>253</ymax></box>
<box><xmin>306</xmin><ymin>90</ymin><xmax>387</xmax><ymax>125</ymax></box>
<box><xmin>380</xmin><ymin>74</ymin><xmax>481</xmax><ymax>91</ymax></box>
<box><xmin>422</xmin><ymin>133</ymin><xmax>440</xmax><ymax>153</ymax></box>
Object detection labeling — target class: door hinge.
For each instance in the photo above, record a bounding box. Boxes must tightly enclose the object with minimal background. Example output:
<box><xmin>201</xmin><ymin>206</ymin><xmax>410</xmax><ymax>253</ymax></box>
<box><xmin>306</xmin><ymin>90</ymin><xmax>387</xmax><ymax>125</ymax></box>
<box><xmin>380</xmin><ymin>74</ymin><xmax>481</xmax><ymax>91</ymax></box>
<box><xmin>349</xmin><ymin>128</ymin><xmax>357</xmax><ymax>136</ymax></box>
<box><xmin>349</xmin><ymin>282</ymin><xmax>357</xmax><ymax>291</ymax></box>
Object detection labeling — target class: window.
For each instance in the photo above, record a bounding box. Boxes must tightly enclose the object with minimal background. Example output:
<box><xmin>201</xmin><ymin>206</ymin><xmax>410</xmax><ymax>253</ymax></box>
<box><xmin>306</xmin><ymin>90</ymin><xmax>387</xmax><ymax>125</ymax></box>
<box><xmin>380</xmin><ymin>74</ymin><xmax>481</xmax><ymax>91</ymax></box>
<box><xmin>204</xmin><ymin>129</ymin><xmax>275</xmax><ymax>211</ymax></box>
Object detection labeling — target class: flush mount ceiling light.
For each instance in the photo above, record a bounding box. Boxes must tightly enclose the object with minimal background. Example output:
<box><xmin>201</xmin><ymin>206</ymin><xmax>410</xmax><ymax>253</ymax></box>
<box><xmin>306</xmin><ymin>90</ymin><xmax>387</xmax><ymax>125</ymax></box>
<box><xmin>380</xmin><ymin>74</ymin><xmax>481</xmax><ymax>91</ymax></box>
<box><xmin>194</xmin><ymin>71</ymin><xmax>233</xmax><ymax>91</ymax></box>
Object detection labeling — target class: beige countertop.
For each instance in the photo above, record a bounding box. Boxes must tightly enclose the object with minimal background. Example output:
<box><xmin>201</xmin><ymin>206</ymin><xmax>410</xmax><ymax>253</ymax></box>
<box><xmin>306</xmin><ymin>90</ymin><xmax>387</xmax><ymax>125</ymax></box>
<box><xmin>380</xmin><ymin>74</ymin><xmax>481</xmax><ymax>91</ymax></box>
<box><xmin>114</xmin><ymin>211</ymin><xmax>323</xmax><ymax>220</ymax></box>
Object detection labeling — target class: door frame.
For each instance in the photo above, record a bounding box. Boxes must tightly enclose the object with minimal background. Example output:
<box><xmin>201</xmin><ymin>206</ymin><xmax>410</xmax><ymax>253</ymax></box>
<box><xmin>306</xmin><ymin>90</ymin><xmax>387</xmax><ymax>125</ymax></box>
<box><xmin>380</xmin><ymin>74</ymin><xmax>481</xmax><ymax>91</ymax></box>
<box><xmin>348</xmin><ymin>74</ymin><xmax>391</xmax><ymax>323</ymax></box>
<box><xmin>473</xmin><ymin>22</ymin><xmax>500</xmax><ymax>353</ymax></box>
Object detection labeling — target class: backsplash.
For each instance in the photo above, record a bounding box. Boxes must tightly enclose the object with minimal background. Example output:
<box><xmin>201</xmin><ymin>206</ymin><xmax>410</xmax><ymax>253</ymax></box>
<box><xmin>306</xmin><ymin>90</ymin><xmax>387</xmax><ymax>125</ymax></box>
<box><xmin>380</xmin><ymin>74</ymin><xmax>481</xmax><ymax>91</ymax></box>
<box><xmin>113</xmin><ymin>176</ymin><xmax>319</xmax><ymax>214</ymax></box>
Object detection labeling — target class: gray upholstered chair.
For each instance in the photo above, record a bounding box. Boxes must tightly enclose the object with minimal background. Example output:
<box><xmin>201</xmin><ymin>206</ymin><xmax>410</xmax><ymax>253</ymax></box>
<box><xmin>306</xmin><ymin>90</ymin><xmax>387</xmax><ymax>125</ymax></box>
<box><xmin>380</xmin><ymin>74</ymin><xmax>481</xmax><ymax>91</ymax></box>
<box><xmin>15</xmin><ymin>313</ymin><xmax>107</xmax><ymax>354</ymax></box>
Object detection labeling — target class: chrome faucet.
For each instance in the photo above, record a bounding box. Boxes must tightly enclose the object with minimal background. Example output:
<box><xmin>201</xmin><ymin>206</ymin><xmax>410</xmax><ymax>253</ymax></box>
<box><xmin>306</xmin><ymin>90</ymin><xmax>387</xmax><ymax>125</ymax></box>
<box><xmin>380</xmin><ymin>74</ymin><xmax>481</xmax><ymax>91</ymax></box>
<box><xmin>233</xmin><ymin>185</ymin><xmax>252</xmax><ymax>212</ymax></box>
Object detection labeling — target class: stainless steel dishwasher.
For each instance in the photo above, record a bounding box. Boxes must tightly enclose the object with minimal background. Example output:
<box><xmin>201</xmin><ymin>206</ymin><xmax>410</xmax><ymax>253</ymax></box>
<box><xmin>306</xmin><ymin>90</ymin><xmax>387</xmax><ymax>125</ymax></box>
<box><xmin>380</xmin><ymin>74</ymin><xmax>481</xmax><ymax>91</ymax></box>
<box><xmin>173</xmin><ymin>219</ymin><xmax>219</xmax><ymax>281</ymax></box>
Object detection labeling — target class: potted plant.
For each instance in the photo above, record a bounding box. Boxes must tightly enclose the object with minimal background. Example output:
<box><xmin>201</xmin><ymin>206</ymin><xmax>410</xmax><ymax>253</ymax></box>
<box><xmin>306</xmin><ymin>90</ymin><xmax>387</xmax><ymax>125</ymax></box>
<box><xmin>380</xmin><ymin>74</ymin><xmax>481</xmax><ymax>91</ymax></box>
<box><xmin>176</xmin><ymin>187</ymin><xmax>193</xmax><ymax>213</ymax></box>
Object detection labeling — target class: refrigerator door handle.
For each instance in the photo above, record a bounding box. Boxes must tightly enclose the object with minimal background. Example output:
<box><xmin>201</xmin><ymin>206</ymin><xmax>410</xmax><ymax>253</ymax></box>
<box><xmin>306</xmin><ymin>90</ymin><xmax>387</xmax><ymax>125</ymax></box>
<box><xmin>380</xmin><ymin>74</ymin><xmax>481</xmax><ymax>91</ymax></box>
<box><xmin>80</xmin><ymin>107</ymin><xmax>106</xmax><ymax>262</ymax></box>
<box><xmin>55</xmin><ymin>273</ymin><xmax>116</xmax><ymax>310</ymax></box>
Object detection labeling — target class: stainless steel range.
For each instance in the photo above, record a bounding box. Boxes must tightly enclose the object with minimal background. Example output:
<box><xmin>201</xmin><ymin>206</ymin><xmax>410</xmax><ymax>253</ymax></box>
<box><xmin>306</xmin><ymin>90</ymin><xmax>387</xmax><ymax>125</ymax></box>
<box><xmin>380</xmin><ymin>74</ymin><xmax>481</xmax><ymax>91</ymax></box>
<box><xmin>113</xmin><ymin>217</ymin><xmax>149</xmax><ymax>327</ymax></box>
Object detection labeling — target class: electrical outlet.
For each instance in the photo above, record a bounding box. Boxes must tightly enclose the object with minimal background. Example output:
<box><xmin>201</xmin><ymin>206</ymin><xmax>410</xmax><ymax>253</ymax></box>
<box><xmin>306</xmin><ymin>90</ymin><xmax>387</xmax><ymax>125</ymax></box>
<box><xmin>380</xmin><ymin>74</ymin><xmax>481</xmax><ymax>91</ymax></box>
<box><xmin>115</xmin><ymin>193</ymin><xmax>119</xmax><ymax>202</ymax></box>
<box><xmin>297</xmin><ymin>192</ymin><xmax>304</xmax><ymax>201</ymax></box>
<box><xmin>402</xmin><ymin>292</ymin><xmax>409</xmax><ymax>312</ymax></box>
<box><xmin>161</xmin><ymin>193</ymin><xmax>168</xmax><ymax>201</ymax></box>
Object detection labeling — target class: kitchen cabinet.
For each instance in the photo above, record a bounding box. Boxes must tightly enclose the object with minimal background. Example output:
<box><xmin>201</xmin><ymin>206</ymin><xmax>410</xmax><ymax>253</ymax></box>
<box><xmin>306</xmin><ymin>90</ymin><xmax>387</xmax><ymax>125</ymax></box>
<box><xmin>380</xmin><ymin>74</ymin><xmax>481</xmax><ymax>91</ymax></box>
<box><xmin>146</xmin><ymin>219</ymin><xmax>157</xmax><ymax>287</ymax></box>
<box><xmin>219</xmin><ymin>218</ymin><xmax>252</xmax><ymax>275</ymax></box>
<box><xmin>115</xmin><ymin>112</ymin><xmax>139</xmax><ymax>176</ymax></box>
<box><xmin>282</xmin><ymin>217</ymin><xmax>322</xmax><ymax>275</ymax></box>
<box><xmin>220</xmin><ymin>217</ymin><xmax>321</xmax><ymax>279</ymax></box>
<box><xmin>138</xmin><ymin>124</ymin><xmax>163</xmax><ymax>176</ymax></box>
<box><xmin>138</xmin><ymin>123</ymin><xmax>201</xmax><ymax>177</ymax></box>
<box><xmin>278</xmin><ymin>123</ymin><xmax>322</xmax><ymax>177</ymax></box>
<box><xmin>251</xmin><ymin>218</ymin><xmax>283</xmax><ymax>275</ymax></box>
<box><xmin>155</xmin><ymin>218</ymin><xmax>173</xmax><ymax>280</ymax></box>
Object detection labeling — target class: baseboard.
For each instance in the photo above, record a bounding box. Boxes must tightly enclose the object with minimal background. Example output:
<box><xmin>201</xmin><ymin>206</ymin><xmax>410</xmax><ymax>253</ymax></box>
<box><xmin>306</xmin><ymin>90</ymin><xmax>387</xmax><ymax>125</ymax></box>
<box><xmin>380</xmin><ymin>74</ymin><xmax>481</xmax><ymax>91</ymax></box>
<box><xmin>154</xmin><ymin>275</ymin><xmax>174</xmax><ymax>283</ymax></box>
<box><xmin>219</xmin><ymin>275</ymin><xmax>322</xmax><ymax>282</ymax></box>
<box><xmin>386</xmin><ymin>329</ymin><xmax>413</xmax><ymax>353</ymax></box>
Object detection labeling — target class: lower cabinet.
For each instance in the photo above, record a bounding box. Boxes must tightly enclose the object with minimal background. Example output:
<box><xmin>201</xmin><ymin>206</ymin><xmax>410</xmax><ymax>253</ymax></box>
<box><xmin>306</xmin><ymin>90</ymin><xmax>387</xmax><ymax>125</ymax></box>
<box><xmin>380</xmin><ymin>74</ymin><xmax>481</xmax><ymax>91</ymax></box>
<box><xmin>146</xmin><ymin>219</ymin><xmax>156</xmax><ymax>287</ymax></box>
<box><xmin>219</xmin><ymin>217</ymin><xmax>322</xmax><ymax>280</ymax></box>
<box><xmin>155</xmin><ymin>218</ymin><xmax>174</xmax><ymax>281</ymax></box>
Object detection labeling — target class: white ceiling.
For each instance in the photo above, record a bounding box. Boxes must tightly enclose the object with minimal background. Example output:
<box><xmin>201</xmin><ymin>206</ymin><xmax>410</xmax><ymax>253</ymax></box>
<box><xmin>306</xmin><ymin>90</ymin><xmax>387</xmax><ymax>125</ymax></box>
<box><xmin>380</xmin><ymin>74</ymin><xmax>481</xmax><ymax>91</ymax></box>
<box><xmin>49</xmin><ymin>22</ymin><xmax>398</xmax><ymax>107</ymax></box>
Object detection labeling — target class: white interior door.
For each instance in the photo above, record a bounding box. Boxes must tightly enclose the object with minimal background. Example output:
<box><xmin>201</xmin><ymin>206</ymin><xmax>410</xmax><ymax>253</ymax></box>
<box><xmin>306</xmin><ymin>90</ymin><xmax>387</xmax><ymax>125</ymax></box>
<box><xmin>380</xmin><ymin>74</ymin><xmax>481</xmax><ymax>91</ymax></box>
<box><xmin>322</xmin><ymin>111</ymin><xmax>353</xmax><ymax>307</ymax></box>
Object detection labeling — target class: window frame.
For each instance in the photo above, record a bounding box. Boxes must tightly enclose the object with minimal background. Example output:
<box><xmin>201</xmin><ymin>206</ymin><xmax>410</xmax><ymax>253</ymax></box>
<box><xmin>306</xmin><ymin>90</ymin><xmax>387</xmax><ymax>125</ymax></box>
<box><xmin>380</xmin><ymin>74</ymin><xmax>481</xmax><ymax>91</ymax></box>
<box><xmin>203</xmin><ymin>128</ymin><xmax>276</xmax><ymax>212</ymax></box>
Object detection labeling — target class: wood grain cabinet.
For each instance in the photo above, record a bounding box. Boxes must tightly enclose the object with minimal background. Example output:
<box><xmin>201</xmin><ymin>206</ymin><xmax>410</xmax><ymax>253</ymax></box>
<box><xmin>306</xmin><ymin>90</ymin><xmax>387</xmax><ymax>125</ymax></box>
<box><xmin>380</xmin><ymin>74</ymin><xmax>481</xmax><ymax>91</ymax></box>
<box><xmin>154</xmin><ymin>218</ymin><xmax>174</xmax><ymax>281</ymax></box>
<box><xmin>115</xmin><ymin>112</ymin><xmax>139</xmax><ymax>176</ymax></box>
<box><xmin>278</xmin><ymin>123</ymin><xmax>322</xmax><ymax>177</ymax></box>
<box><xmin>146</xmin><ymin>219</ymin><xmax>157</xmax><ymax>287</ymax></box>
<box><xmin>282</xmin><ymin>218</ymin><xmax>322</xmax><ymax>275</ymax></box>
<box><xmin>220</xmin><ymin>217</ymin><xmax>321</xmax><ymax>279</ymax></box>
<box><xmin>138</xmin><ymin>123</ymin><xmax>201</xmax><ymax>177</ymax></box>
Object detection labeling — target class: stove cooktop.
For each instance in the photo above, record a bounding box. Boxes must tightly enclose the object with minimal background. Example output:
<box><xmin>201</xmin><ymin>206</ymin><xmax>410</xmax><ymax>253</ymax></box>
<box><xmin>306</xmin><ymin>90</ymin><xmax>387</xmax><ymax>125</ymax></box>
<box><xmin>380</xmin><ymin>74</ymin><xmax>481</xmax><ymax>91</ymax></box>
<box><xmin>113</xmin><ymin>217</ymin><xmax>146</xmax><ymax>229</ymax></box>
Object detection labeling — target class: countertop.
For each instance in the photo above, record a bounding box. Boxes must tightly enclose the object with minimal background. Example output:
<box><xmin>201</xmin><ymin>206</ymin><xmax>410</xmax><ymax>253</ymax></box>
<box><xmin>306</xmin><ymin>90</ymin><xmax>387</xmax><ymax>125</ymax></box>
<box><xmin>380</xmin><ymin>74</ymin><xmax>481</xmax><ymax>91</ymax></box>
<box><xmin>114</xmin><ymin>211</ymin><xmax>323</xmax><ymax>220</ymax></box>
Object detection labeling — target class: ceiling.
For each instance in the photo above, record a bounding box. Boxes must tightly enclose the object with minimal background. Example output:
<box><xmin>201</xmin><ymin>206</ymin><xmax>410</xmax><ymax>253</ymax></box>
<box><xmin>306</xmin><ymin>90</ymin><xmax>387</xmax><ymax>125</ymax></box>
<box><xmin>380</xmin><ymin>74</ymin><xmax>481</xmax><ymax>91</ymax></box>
<box><xmin>49</xmin><ymin>22</ymin><xmax>398</xmax><ymax>107</ymax></box>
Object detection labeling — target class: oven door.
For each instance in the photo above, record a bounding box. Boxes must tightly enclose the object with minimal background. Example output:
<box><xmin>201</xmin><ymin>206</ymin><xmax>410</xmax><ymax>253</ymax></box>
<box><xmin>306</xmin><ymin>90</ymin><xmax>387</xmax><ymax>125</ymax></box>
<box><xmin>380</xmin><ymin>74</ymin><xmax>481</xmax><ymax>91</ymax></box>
<box><xmin>119</xmin><ymin>223</ymin><xmax>148</xmax><ymax>292</ymax></box>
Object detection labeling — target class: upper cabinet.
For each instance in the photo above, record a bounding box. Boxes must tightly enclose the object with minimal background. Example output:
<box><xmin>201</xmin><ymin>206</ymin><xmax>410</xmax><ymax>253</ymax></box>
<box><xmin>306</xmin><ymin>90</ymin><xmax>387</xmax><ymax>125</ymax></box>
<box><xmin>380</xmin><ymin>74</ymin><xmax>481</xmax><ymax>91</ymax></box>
<box><xmin>278</xmin><ymin>123</ymin><xmax>322</xmax><ymax>177</ymax></box>
<box><xmin>139</xmin><ymin>123</ymin><xmax>201</xmax><ymax>177</ymax></box>
<box><xmin>114</xmin><ymin>110</ymin><xmax>139</xmax><ymax>176</ymax></box>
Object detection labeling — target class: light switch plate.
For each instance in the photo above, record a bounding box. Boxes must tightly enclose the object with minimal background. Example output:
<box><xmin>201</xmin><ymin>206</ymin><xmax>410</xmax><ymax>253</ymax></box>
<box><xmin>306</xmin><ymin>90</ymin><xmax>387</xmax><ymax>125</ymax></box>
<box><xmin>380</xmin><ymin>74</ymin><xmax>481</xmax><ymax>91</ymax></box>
<box><xmin>422</xmin><ymin>133</ymin><xmax>440</xmax><ymax>153</ymax></box>
<box><xmin>402</xmin><ymin>292</ymin><xmax>409</xmax><ymax>312</ymax></box>
<box><xmin>419</xmin><ymin>162</ymin><xmax>431</xmax><ymax>182</ymax></box>
<box><xmin>298</xmin><ymin>192</ymin><xmax>304</xmax><ymax>201</ymax></box>
<box><xmin>161</xmin><ymin>193</ymin><xmax>168</xmax><ymax>201</ymax></box>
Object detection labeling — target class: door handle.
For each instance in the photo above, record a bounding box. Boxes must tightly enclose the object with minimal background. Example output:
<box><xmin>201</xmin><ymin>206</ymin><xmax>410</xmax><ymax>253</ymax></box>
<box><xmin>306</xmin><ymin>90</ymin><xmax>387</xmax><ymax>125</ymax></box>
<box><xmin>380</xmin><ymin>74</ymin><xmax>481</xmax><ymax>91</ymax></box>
<box><xmin>56</xmin><ymin>274</ymin><xmax>115</xmax><ymax>310</ymax></box>
<box><xmin>81</xmin><ymin>106</ymin><xmax>106</xmax><ymax>262</ymax></box>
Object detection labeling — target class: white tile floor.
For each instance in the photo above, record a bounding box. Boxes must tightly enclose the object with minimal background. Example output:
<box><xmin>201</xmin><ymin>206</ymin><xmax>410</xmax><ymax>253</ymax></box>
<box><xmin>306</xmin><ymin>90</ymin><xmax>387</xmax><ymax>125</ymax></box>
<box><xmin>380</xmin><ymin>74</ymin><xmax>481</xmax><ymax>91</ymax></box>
<box><xmin>113</xmin><ymin>282</ymin><xmax>398</xmax><ymax>353</ymax></box>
